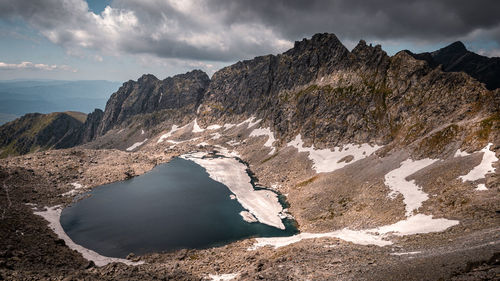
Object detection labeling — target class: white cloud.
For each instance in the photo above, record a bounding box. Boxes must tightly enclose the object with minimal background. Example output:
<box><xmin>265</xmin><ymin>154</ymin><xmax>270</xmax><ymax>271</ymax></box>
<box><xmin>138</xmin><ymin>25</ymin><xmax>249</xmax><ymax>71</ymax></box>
<box><xmin>0</xmin><ymin>61</ymin><xmax>77</xmax><ymax>72</ymax></box>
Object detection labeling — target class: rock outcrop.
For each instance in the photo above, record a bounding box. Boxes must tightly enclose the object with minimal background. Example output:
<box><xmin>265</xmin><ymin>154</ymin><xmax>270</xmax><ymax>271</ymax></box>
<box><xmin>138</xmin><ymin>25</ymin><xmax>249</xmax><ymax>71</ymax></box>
<box><xmin>97</xmin><ymin>70</ymin><xmax>210</xmax><ymax>135</ymax></box>
<box><xmin>408</xmin><ymin>41</ymin><xmax>500</xmax><ymax>90</ymax></box>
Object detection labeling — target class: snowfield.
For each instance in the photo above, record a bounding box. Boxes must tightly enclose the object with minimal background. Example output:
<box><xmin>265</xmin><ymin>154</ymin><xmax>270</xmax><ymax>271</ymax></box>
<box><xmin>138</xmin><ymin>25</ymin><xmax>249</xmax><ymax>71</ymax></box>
<box><xmin>287</xmin><ymin>134</ymin><xmax>382</xmax><ymax>173</ymax></box>
<box><xmin>249</xmin><ymin>127</ymin><xmax>276</xmax><ymax>154</ymax></box>
<box><xmin>251</xmin><ymin>157</ymin><xmax>459</xmax><ymax>249</ymax></box>
<box><xmin>459</xmin><ymin>143</ymin><xmax>498</xmax><ymax>189</ymax></box>
<box><xmin>385</xmin><ymin>158</ymin><xmax>437</xmax><ymax>216</ymax></box>
<box><xmin>182</xmin><ymin>152</ymin><xmax>285</xmax><ymax>229</ymax></box>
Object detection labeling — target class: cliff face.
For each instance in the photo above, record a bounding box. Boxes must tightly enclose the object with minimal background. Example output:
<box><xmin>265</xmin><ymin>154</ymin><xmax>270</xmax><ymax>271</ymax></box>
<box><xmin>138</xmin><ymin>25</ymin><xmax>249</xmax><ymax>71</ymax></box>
<box><xmin>97</xmin><ymin>70</ymin><xmax>210</xmax><ymax>135</ymax></box>
<box><xmin>408</xmin><ymin>41</ymin><xmax>500</xmax><ymax>90</ymax></box>
<box><xmin>198</xmin><ymin>34</ymin><xmax>495</xmax><ymax>154</ymax></box>
<box><xmin>1</xmin><ymin>33</ymin><xmax>498</xmax><ymax>157</ymax></box>
<box><xmin>0</xmin><ymin>112</ymin><xmax>87</xmax><ymax>158</ymax></box>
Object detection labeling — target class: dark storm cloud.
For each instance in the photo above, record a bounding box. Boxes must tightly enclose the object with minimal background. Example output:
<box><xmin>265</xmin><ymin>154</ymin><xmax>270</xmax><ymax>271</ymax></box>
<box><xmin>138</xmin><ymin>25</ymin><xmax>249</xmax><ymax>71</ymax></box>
<box><xmin>1</xmin><ymin>0</ymin><xmax>499</xmax><ymax>62</ymax></box>
<box><xmin>210</xmin><ymin>0</ymin><xmax>500</xmax><ymax>42</ymax></box>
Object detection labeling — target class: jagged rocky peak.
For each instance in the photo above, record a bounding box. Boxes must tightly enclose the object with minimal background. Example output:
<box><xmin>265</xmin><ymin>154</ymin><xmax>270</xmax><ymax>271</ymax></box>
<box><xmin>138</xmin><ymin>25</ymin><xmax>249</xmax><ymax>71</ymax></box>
<box><xmin>432</xmin><ymin>41</ymin><xmax>467</xmax><ymax>56</ymax></box>
<box><xmin>97</xmin><ymin>69</ymin><xmax>210</xmax><ymax>135</ymax></box>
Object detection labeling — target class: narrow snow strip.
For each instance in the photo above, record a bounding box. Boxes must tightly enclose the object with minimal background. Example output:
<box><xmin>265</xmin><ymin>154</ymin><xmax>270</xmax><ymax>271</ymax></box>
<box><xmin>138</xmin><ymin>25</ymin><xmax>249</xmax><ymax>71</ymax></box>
<box><xmin>192</xmin><ymin>118</ymin><xmax>205</xmax><ymax>133</ymax></box>
<box><xmin>390</xmin><ymin>251</ymin><xmax>421</xmax><ymax>256</ymax></box>
<box><xmin>250</xmin><ymin>128</ymin><xmax>276</xmax><ymax>154</ymax></box>
<box><xmin>375</xmin><ymin>214</ymin><xmax>458</xmax><ymax>236</ymax></box>
<box><xmin>459</xmin><ymin>143</ymin><xmax>497</xmax><ymax>182</ymax></box>
<box><xmin>157</xmin><ymin>125</ymin><xmax>179</xmax><ymax>143</ymax></box>
<box><xmin>454</xmin><ymin>148</ymin><xmax>471</xmax><ymax>157</ymax></box>
<box><xmin>223</xmin><ymin>123</ymin><xmax>236</xmax><ymax>130</ymax></box>
<box><xmin>126</xmin><ymin>139</ymin><xmax>148</xmax><ymax>151</ymax></box>
<box><xmin>211</xmin><ymin>133</ymin><xmax>222</xmax><ymax>140</ymax></box>
<box><xmin>251</xmin><ymin>214</ymin><xmax>458</xmax><ymax>249</ymax></box>
<box><xmin>207</xmin><ymin>124</ymin><xmax>222</xmax><ymax>130</ymax></box>
<box><xmin>182</xmin><ymin>153</ymin><xmax>285</xmax><ymax>229</ymax></box>
<box><xmin>33</xmin><ymin>206</ymin><xmax>143</xmax><ymax>267</ymax></box>
<box><xmin>240</xmin><ymin>211</ymin><xmax>258</xmax><ymax>223</ymax></box>
<box><xmin>287</xmin><ymin>134</ymin><xmax>381</xmax><ymax>173</ymax></box>
<box><xmin>117</xmin><ymin>129</ymin><xmax>124</xmax><ymax>134</ymax></box>
<box><xmin>385</xmin><ymin>158</ymin><xmax>437</xmax><ymax>216</ymax></box>
<box><xmin>197</xmin><ymin>142</ymin><xmax>209</xmax><ymax>147</ymax></box>
<box><xmin>141</xmin><ymin>129</ymin><xmax>145</xmax><ymax>135</ymax></box>
<box><xmin>209</xmin><ymin>273</ymin><xmax>239</xmax><ymax>281</ymax></box>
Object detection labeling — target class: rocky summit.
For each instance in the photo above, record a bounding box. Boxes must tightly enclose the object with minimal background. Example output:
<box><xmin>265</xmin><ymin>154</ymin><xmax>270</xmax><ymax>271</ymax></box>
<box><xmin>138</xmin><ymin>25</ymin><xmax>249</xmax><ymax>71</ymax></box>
<box><xmin>0</xmin><ymin>33</ymin><xmax>499</xmax><ymax>280</ymax></box>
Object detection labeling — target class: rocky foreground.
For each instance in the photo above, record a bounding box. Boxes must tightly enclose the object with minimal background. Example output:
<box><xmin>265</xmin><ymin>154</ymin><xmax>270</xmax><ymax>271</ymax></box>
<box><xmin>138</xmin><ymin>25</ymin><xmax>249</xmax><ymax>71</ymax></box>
<box><xmin>0</xmin><ymin>33</ymin><xmax>499</xmax><ymax>280</ymax></box>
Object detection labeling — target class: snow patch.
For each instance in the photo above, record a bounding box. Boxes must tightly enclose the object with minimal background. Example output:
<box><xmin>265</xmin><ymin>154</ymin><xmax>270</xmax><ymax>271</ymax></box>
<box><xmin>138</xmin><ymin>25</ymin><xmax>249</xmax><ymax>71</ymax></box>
<box><xmin>209</xmin><ymin>273</ymin><xmax>239</xmax><ymax>281</ymax></box>
<box><xmin>250</xmin><ymin>127</ymin><xmax>276</xmax><ymax>154</ymax></box>
<box><xmin>157</xmin><ymin>125</ymin><xmax>180</xmax><ymax>143</ymax></box>
<box><xmin>250</xmin><ymin>157</ymin><xmax>459</xmax><ymax>249</ymax></box>
<box><xmin>475</xmin><ymin>184</ymin><xmax>488</xmax><ymax>191</ymax></box>
<box><xmin>33</xmin><ymin>206</ymin><xmax>143</xmax><ymax>267</ymax></box>
<box><xmin>126</xmin><ymin>139</ymin><xmax>148</xmax><ymax>151</ymax></box>
<box><xmin>240</xmin><ymin>211</ymin><xmax>258</xmax><ymax>223</ymax></box>
<box><xmin>62</xmin><ymin>182</ymin><xmax>85</xmax><ymax>196</ymax></box>
<box><xmin>251</xmin><ymin>214</ymin><xmax>458</xmax><ymax>249</ymax></box>
<box><xmin>287</xmin><ymin>134</ymin><xmax>381</xmax><ymax>173</ymax></box>
<box><xmin>229</xmin><ymin>194</ymin><xmax>236</xmax><ymax>200</ymax></box>
<box><xmin>211</xmin><ymin>133</ymin><xmax>222</xmax><ymax>140</ymax></box>
<box><xmin>141</xmin><ymin>129</ymin><xmax>145</xmax><ymax>135</ymax></box>
<box><xmin>181</xmin><ymin>152</ymin><xmax>285</xmax><ymax>229</ymax></box>
<box><xmin>207</xmin><ymin>124</ymin><xmax>222</xmax><ymax>130</ymax></box>
<box><xmin>197</xmin><ymin>142</ymin><xmax>209</xmax><ymax>147</ymax></box>
<box><xmin>459</xmin><ymin>143</ymin><xmax>498</xmax><ymax>190</ymax></box>
<box><xmin>385</xmin><ymin>158</ymin><xmax>437</xmax><ymax>216</ymax></box>
<box><xmin>192</xmin><ymin>118</ymin><xmax>205</xmax><ymax>133</ymax></box>
<box><xmin>454</xmin><ymin>148</ymin><xmax>471</xmax><ymax>157</ymax></box>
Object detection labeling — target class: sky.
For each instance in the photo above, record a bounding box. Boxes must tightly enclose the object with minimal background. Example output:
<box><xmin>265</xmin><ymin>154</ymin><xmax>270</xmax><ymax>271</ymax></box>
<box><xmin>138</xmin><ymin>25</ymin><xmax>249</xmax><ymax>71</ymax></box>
<box><xmin>0</xmin><ymin>0</ymin><xmax>499</xmax><ymax>82</ymax></box>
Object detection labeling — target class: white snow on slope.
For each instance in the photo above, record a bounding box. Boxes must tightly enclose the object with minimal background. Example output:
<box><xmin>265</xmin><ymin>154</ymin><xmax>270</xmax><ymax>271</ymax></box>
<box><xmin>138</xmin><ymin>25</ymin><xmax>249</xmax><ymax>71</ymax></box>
<box><xmin>454</xmin><ymin>148</ymin><xmax>471</xmax><ymax>157</ymax></box>
<box><xmin>459</xmin><ymin>143</ymin><xmax>497</xmax><ymax>186</ymax></box>
<box><xmin>209</xmin><ymin>273</ymin><xmax>239</xmax><ymax>281</ymax></box>
<box><xmin>287</xmin><ymin>134</ymin><xmax>381</xmax><ymax>173</ymax></box>
<box><xmin>33</xmin><ymin>206</ymin><xmax>143</xmax><ymax>267</ymax></box>
<box><xmin>157</xmin><ymin>125</ymin><xmax>179</xmax><ymax>143</ymax></box>
<box><xmin>250</xmin><ymin>127</ymin><xmax>276</xmax><ymax>154</ymax></box>
<box><xmin>207</xmin><ymin>124</ymin><xmax>222</xmax><ymax>130</ymax></box>
<box><xmin>141</xmin><ymin>129</ymin><xmax>145</xmax><ymax>135</ymax></box>
<box><xmin>192</xmin><ymin>118</ymin><xmax>205</xmax><ymax>133</ymax></box>
<box><xmin>251</xmin><ymin>157</ymin><xmax>459</xmax><ymax>249</ymax></box>
<box><xmin>475</xmin><ymin>184</ymin><xmax>488</xmax><ymax>191</ymax></box>
<box><xmin>62</xmin><ymin>182</ymin><xmax>85</xmax><ymax>196</ymax></box>
<box><xmin>182</xmin><ymin>152</ymin><xmax>285</xmax><ymax>229</ymax></box>
<box><xmin>126</xmin><ymin>139</ymin><xmax>148</xmax><ymax>151</ymax></box>
<box><xmin>251</xmin><ymin>214</ymin><xmax>458</xmax><ymax>249</ymax></box>
<box><xmin>211</xmin><ymin>133</ymin><xmax>222</xmax><ymax>140</ymax></box>
<box><xmin>385</xmin><ymin>158</ymin><xmax>437</xmax><ymax>216</ymax></box>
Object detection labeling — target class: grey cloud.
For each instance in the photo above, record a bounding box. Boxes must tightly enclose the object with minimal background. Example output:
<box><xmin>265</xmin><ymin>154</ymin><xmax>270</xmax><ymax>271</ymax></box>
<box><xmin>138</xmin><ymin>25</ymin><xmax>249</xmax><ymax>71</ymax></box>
<box><xmin>1</xmin><ymin>0</ymin><xmax>499</xmax><ymax>62</ymax></box>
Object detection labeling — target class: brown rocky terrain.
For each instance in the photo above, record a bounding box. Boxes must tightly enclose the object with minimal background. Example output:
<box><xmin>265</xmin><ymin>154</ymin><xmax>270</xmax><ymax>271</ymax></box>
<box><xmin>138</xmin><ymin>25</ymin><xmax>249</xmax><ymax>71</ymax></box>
<box><xmin>0</xmin><ymin>33</ymin><xmax>499</xmax><ymax>280</ymax></box>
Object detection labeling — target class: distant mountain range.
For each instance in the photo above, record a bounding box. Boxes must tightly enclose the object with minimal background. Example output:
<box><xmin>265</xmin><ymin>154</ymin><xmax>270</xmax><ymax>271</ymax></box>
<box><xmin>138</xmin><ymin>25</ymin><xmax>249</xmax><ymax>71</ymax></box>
<box><xmin>0</xmin><ymin>80</ymin><xmax>121</xmax><ymax>124</ymax></box>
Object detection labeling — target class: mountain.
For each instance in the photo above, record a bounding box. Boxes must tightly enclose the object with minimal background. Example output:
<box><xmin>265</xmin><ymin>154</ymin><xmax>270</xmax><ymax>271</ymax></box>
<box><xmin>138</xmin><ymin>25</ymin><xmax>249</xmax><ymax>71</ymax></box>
<box><xmin>0</xmin><ymin>80</ymin><xmax>121</xmax><ymax>124</ymax></box>
<box><xmin>0</xmin><ymin>33</ymin><xmax>499</xmax><ymax>280</ymax></box>
<box><xmin>0</xmin><ymin>111</ymin><xmax>87</xmax><ymax>158</ymax></box>
<box><xmin>408</xmin><ymin>41</ymin><xmax>500</xmax><ymax>90</ymax></box>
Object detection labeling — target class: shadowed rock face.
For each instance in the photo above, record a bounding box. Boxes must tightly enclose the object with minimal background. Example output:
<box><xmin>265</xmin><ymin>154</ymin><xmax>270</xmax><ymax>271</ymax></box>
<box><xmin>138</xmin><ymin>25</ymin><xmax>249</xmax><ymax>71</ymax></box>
<box><xmin>409</xmin><ymin>41</ymin><xmax>500</xmax><ymax>90</ymax></box>
<box><xmin>97</xmin><ymin>70</ymin><xmax>210</xmax><ymax>135</ymax></box>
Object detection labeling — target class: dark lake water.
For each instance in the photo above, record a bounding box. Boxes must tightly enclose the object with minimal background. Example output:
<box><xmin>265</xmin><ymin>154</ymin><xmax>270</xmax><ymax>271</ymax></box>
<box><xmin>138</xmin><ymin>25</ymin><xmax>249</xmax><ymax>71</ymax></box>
<box><xmin>61</xmin><ymin>157</ymin><xmax>297</xmax><ymax>258</ymax></box>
